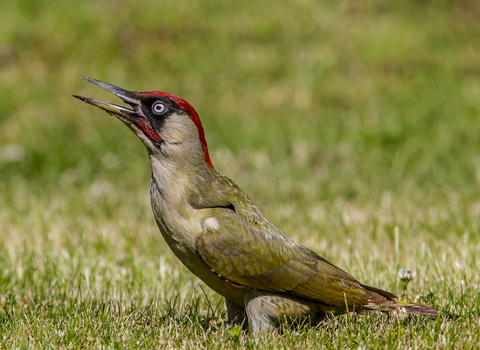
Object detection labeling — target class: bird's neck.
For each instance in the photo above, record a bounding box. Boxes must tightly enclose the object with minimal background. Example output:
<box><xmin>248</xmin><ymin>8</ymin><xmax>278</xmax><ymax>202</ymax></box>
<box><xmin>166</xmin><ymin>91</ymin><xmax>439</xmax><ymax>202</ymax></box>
<box><xmin>148</xmin><ymin>151</ymin><xmax>213</xmax><ymax>197</ymax></box>
<box><xmin>148</xmin><ymin>152</ymin><xmax>217</xmax><ymax>256</ymax></box>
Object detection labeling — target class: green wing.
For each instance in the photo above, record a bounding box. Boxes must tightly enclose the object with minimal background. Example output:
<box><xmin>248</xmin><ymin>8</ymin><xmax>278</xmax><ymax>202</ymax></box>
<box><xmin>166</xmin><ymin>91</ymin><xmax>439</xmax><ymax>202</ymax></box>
<box><xmin>195</xmin><ymin>210</ymin><xmax>370</xmax><ymax>309</ymax></box>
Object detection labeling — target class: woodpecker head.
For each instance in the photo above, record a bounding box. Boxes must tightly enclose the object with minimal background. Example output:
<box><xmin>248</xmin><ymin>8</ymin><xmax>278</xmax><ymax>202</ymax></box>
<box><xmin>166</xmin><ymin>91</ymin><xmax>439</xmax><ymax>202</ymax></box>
<box><xmin>73</xmin><ymin>77</ymin><xmax>214</xmax><ymax>168</ymax></box>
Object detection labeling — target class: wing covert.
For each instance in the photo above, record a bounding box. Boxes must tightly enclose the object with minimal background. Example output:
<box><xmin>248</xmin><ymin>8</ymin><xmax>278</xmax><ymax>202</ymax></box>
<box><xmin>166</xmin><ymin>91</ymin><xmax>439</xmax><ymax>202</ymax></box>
<box><xmin>195</xmin><ymin>212</ymin><xmax>370</xmax><ymax>307</ymax></box>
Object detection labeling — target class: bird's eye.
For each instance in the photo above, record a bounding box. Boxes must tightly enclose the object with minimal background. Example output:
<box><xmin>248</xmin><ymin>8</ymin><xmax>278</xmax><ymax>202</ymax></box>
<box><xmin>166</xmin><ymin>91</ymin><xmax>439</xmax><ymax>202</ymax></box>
<box><xmin>152</xmin><ymin>101</ymin><xmax>167</xmax><ymax>115</ymax></box>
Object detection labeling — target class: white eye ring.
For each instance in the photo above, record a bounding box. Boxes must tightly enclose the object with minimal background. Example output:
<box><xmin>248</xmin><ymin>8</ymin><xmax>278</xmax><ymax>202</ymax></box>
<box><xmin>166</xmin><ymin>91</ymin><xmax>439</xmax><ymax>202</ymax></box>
<box><xmin>152</xmin><ymin>101</ymin><xmax>167</xmax><ymax>115</ymax></box>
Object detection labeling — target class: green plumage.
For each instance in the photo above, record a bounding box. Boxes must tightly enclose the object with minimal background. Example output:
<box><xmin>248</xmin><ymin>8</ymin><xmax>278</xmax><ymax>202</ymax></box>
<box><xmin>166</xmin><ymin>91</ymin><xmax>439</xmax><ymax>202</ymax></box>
<box><xmin>192</xmin><ymin>170</ymin><xmax>393</xmax><ymax>313</ymax></box>
<box><xmin>76</xmin><ymin>78</ymin><xmax>443</xmax><ymax>334</ymax></box>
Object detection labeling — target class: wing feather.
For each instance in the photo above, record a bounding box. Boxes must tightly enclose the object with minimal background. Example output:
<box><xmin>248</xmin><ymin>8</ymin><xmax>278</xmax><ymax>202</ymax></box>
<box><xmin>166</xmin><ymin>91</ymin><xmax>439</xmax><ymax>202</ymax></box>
<box><xmin>196</xmin><ymin>211</ymin><xmax>370</xmax><ymax>309</ymax></box>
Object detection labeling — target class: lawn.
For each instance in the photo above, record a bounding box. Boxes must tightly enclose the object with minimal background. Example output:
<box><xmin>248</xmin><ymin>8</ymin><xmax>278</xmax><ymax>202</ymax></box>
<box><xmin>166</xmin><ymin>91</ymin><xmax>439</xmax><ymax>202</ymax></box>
<box><xmin>0</xmin><ymin>0</ymin><xmax>479</xmax><ymax>348</ymax></box>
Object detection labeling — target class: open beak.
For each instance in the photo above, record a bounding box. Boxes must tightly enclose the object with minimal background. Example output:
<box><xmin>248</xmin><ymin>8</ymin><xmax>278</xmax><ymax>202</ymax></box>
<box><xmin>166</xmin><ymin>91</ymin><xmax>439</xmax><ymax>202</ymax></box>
<box><xmin>73</xmin><ymin>77</ymin><xmax>141</xmax><ymax>122</ymax></box>
<box><xmin>74</xmin><ymin>77</ymin><xmax>162</xmax><ymax>145</ymax></box>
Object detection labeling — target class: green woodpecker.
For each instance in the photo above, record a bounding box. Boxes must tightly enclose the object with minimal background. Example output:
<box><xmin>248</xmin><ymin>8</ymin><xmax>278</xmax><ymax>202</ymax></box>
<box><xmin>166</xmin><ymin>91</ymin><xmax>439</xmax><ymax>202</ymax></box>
<box><xmin>74</xmin><ymin>78</ymin><xmax>440</xmax><ymax>334</ymax></box>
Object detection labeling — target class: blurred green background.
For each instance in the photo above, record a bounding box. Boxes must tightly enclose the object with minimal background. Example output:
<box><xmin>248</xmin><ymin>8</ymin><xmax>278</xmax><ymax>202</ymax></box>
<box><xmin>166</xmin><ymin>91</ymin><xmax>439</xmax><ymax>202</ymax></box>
<box><xmin>2</xmin><ymin>0</ymin><xmax>480</xmax><ymax>201</ymax></box>
<box><xmin>1</xmin><ymin>0</ymin><xmax>479</xmax><ymax>347</ymax></box>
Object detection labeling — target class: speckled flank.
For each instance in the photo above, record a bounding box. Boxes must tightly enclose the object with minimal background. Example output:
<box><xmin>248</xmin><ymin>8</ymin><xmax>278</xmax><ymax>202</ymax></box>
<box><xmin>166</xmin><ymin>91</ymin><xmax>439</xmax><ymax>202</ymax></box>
<box><xmin>245</xmin><ymin>291</ymin><xmax>317</xmax><ymax>334</ymax></box>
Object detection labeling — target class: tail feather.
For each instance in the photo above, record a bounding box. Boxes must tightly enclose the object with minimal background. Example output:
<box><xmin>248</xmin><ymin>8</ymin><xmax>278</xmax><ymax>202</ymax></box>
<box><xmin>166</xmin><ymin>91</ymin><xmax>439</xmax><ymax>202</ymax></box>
<box><xmin>365</xmin><ymin>300</ymin><xmax>439</xmax><ymax>316</ymax></box>
<box><xmin>361</xmin><ymin>284</ymin><xmax>439</xmax><ymax>317</ymax></box>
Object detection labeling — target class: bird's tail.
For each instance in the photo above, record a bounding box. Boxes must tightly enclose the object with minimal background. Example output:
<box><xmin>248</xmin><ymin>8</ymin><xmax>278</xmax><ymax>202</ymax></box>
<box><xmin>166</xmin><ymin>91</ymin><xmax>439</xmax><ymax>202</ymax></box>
<box><xmin>365</xmin><ymin>300</ymin><xmax>439</xmax><ymax>316</ymax></box>
<box><xmin>362</xmin><ymin>284</ymin><xmax>439</xmax><ymax>316</ymax></box>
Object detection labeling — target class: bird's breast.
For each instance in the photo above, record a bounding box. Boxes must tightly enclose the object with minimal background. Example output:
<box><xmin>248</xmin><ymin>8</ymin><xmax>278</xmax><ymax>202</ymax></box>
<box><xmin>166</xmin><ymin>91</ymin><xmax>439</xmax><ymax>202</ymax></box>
<box><xmin>149</xmin><ymin>179</ymin><xmax>245</xmax><ymax>305</ymax></box>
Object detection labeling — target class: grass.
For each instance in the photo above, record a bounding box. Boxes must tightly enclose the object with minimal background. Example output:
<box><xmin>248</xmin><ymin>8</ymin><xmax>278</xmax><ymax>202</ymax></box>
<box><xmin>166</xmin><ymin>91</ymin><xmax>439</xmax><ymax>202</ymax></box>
<box><xmin>1</xmin><ymin>0</ymin><xmax>480</xmax><ymax>348</ymax></box>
